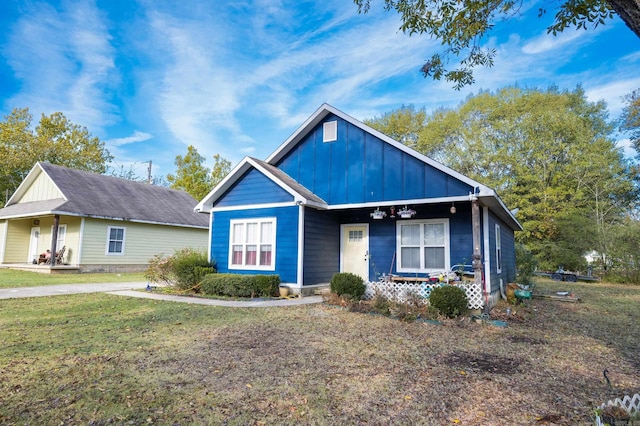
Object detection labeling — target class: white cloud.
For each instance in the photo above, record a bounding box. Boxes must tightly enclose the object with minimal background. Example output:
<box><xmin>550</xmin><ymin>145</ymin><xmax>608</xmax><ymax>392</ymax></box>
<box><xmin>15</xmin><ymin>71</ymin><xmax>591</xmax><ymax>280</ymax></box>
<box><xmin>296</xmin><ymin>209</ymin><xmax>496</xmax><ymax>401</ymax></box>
<box><xmin>2</xmin><ymin>1</ymin><xmax>118</xmax><ymax>131</ymax></box>
<box><xmin>106</xmin><ymin>131</ymin><xmax>153</xmax><ymax>147</ymax></box>
<box><xmin>521</xmin><ymin>27</ymin><xmax>591</xmax><ymax>55</ymax></box>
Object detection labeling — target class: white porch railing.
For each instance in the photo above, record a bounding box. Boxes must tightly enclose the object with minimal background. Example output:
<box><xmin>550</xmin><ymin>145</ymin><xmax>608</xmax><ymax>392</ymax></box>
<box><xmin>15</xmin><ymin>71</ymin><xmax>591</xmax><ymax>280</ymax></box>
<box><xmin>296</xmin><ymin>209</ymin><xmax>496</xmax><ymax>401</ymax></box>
<box><xmin>364</xmin><ymin>280</ymin><xmax>485</xmax><ymax>310</ymax></box>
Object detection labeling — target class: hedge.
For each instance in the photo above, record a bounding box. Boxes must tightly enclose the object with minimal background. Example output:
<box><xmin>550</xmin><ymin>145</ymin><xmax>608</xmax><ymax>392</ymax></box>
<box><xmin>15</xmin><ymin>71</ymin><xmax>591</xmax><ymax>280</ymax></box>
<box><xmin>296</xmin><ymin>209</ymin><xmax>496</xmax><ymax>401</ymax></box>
<box><xmin>200</xmin><ymin>273</ymin><xmax>280</xmax><ymax>298</ymax></box>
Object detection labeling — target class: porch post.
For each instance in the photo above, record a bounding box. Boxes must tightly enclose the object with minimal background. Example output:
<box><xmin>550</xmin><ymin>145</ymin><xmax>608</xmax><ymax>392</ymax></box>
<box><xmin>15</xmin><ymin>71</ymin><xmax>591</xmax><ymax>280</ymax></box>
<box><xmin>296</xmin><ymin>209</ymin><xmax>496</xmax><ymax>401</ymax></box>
<box><xmin>50</xmin><ymin>214</ymin><xmax>59</xmax><ymax>266</ymax></box>
<box><xmin>471</xmin><ymin>194</ymin><xmax>484</xmax><ymax>311</ymax></box>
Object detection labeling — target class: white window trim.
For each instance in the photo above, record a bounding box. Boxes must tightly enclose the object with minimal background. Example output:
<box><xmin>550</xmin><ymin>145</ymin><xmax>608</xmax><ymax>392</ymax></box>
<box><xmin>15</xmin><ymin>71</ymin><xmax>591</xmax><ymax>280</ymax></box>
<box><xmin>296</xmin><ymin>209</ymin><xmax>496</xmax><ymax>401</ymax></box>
<box><xmin>495</xmin><ymin>223</ymin><xmax>502</xmax><ymax>274</ymax></box>
<box><xmin>396</xmin><ymin>219</ymin><xmax>450</xmax><ymax>274</ymax></box>
<box><xmin>51</xmin><ymin>224</ymin><xmax>67</xmax><ymax>249</ymax></box>
<box><xmin>228</xmin><ymin>217</ymin><xmax>277</xmax><ymax>271</ymax></box>
<box><xmin>106</xmin><ymin>226</ymin><xmax>126</xmax><ymax>256</ymax></box>
<box><xmin>323</xmin><ymin>120</ymin><xmax>337</xmax><ymax>142</ymax></box>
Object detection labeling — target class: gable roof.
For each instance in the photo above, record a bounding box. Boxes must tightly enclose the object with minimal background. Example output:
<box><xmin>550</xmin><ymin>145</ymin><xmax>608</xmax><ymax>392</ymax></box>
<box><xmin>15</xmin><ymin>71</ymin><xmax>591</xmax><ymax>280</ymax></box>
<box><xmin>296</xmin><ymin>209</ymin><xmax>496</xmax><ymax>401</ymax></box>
<box><xmin>195</xmin><ymin>157</ymin><xmax>327</xmax><ymax>212</ymax></box>
<box><xmin>0</xmin><ymin>162</ymin><xmax>209</xmax><ymax>228</ymax></box>
<box><xmin>197</xmin><ymin>104</ymin><xmax>521</xmax><ymax>231</ymax></box>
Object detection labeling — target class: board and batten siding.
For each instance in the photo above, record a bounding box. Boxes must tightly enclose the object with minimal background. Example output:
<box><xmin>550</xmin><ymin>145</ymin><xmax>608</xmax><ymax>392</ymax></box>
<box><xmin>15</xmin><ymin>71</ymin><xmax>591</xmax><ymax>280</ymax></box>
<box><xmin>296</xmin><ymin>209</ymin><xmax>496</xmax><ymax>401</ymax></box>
<box><xmin>210</xmin><ymin>206</ymin><xmax>299</xmax><ymax>284</ymax></box>
<box><xmin>303</xmin><ymin>208</ymin><xmax>341</xmax><ymax>285</ymax></box>
<box><xmin>486</xmin><ymin>211</ymin><xmax>517</xmax><ymax>293</ymax></box>
<box><xmin>80</xmin><ymin>219</ymin><xmax>208</xmax><ymax>265</ymax></box>
<box><xmin>18</xmin><ymin>171</ymin><xmax>63</xmax><ymax>203</ymax></box>
<box><xmin>275</xmin><ymin>113</ymin><xmax>473</xmax><ymax>205</ymax></box>
<box><xmin>215</xmin><ymin>168</ymin><xmax>293</xmax><ymax>208</ymax></box>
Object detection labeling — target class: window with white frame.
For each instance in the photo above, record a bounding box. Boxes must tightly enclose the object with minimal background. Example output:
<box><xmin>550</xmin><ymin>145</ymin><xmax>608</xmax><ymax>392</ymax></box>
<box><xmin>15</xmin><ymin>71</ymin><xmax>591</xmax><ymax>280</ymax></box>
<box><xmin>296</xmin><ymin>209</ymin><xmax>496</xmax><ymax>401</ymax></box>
<box><xmin>52</xmin><ymin>224</ymin><xmax>67</xmax><ymax>249</ymax></box>
<box><xmin>396</xmin><ymin>219</ymin><xmax>449</xmax><ymax>272</ymax></box>
<box><xmin>107</xmin><ymin>226</ymin><xmax>126</xmax><ymax>255</ymax></box>
<box><xmin>495</xmin><ymin>223</ymin><xmax>502</xmax><ymax>273</ymax></box>
<box><xmin>229</xmin><ymin>218</ymin><xmax>276</xmax><ymax>270</ymax></box>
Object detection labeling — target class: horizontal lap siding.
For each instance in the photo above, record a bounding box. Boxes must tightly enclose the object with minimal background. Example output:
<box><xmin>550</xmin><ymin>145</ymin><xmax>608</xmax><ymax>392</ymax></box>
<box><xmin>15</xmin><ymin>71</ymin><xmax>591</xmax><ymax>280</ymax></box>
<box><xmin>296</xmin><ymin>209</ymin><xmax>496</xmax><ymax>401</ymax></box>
<box><xmin>211</xmin><ymin>206</ymin><xmax>298</xmax><ymax>284</ymax></box>
<box><xmin>487</xmin><ymin>212</ymin><xmax>516</xmax><ymax>293</ymax></box>
<box><xmin>303</xmin><ymin>208</ymin><xmax>340</xmax><ymax>285</ymax></box>
<box><xmin>275</xmin><ymin>114</ymin><xmax>473</xmax><ymax>204</ymax></box>
<box><xmin>81</xmin><ymin>219</ymin><xmax>208</xmax><ymax>265</ymax></box>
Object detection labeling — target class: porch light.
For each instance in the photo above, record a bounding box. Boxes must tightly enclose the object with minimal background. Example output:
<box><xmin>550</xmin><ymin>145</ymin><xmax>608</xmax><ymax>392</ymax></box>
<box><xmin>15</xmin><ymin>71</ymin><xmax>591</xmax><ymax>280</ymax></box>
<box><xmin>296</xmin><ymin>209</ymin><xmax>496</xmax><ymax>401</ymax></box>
<box><xmin>370</xmin><ymin>207</ymin><xmax>387</xmax><ymax>220</ymax></box>
<box><xmin>450</xmin><ymin>203</ymin><xmax>456</xmax><ymax>214</ymax></box>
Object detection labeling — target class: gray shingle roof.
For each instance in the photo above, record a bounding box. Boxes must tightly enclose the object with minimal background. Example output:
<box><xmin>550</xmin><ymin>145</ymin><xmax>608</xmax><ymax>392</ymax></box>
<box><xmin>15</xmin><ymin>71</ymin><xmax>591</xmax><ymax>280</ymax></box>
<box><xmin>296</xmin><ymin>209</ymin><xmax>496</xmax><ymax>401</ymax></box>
<box><xmin>0</xmin><ymin>162</ymin><xmax>209</xmax><ymax>228</ymax></box>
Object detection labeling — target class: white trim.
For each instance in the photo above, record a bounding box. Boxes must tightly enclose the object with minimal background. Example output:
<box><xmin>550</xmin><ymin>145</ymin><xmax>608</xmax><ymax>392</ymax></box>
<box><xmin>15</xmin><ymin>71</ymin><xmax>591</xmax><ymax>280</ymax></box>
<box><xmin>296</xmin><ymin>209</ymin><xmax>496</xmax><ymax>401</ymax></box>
<box><xmin>483</xmin><ymin>206</ymin><xmax>491</xmax><ymax>294</ymax></box>
<box><xmin>28</xmin><ymin>226</ymin><xmax>40</xmax><ymax>263</ymax></box>
<box><xmin>228</xmin><ymin>217</ymin><xmax>277</xmax><ymax>271</ymax></box>
<box><xmin>0</xmin><ymin>220</ymin><xmax>7</xmax><ymax>262</ymax></box>
<box><xmin>207</xmin><ymin>211</ymin><xmax>213</xmax><ymax>263</ymax></box>
<box><xmin>77</xmin><ymin>217</ymin><xmax>85</xmax><ymax>265</ymax></box>
<box><xmin>5</xmin><ymin>162</ymin><xmax>69</xmax><ymax>207</ymax></box>
<box><xmin>328</xmin><ymin>196</ymin><xmax>471</xmax><ymax>211</ymax></box>
<box><xmin>396</xmin><ymin>219</ymin><xmax>450</xmax><ymax>273</ymax></box>
<box><xmin>495</xmin><ymin>223</ymin><xmax>502</xmax><ymax>274</ymax></box>
<box><xmin>106</xmin><ymin>225</ymin><xmax>126</xmax><ymax>255</ymax></box>
<box><xmin>296</xmin><ymin>204</ymin><xmax>305</xmax><ymax>288</ymax></box>
<box><xmin>52</xmin><ymin>224</ymin><xmax>67</xmax><ymax>250</ymax></box>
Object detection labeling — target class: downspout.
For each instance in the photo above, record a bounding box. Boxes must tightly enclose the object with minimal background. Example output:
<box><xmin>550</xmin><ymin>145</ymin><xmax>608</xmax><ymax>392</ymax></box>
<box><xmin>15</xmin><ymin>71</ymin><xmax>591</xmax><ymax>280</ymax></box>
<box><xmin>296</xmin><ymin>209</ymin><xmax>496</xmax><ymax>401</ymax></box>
<box><xmin>50</xmin><ymin>214</ymin><xmax>59</xmax><ymax>267</ymax></box>
<box><xmin>296</xmin><ymin>203</ymin><xmax>305</xmax><ymax>291</ymax></box>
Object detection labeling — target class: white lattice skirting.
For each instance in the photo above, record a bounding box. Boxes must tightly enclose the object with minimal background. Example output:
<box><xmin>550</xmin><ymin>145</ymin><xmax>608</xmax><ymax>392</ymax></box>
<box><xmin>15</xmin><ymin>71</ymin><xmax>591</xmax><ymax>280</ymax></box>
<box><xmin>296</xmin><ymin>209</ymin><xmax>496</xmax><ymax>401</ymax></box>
<box><xmin>364</xmin><ymin>280</ymin><xmax>485</xmax><ymax>310</ymax></box>
<box><xmin>595</xmin><ymin>393</ymin><xmax>640</xmax><ymax>425</ymax></box>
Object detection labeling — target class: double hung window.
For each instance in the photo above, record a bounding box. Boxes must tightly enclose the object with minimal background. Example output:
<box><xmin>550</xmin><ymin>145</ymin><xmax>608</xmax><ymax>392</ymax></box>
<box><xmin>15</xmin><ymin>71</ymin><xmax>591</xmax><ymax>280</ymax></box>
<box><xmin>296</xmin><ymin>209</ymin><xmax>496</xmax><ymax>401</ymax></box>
<box><xmin>396</xmin><ymin>220</ymin><xmax>449</xmax><ymax>273</ymax></box>
<box><xmin>229</xmin><ymin>218</ymin><xmax>276</xmax><ymax>270</ymax></box>
<box><xmin>107</xmin><ymin>226</ymin><xmax>126</xmax><ymax>255</ymax></box>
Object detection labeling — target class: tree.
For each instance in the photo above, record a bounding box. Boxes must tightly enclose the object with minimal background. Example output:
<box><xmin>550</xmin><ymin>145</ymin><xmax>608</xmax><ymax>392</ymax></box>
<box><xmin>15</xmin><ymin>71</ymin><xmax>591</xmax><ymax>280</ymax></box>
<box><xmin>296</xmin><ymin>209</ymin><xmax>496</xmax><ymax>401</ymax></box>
<box><xmin>364</xmin><ymin>105</ymin><xmax>427</xmax><ymax>149</ymax></box>
<box><xmin>0</xmin><ymin>108</ymin><xmax>112</xmax><ymax>206</ymax></box>
<box><xmin>620</xmin><ymin>87</ymin><xmax>640</xmax><ymax>156</ymax></box>
<box><xmin>167</xmin><ymin>146</ymin><xmax>232</xmax><ymax>201</ymax></box>
<box><xmin>355</xmin><ymin>0</ymin><xmax>639</xmax><ymax>89</ymax></box>
<box><xmin>366</xmin><ymin>86</ymin><xmax>638</xmax><ymax>271</ymax></box>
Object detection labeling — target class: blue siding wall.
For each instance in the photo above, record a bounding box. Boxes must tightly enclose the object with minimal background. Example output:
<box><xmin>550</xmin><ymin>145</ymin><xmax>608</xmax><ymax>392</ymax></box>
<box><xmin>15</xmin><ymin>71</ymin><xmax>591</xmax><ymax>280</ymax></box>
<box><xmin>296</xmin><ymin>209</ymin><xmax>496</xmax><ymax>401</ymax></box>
<box><xmin>487</xmin><ymin>212</ymin><xmax>517</xmax><ymax>294</ymax></box>
<box><xmin>215</xmin><ymin>168</ymin><xmax>293</xmax><ymax>207</ymax></box>
<box><xmin>303</xmin><ymin>208</ymin><xmax>341</xmax><ymax>285</ymax></box>
<box><xmin>275</xmin><ymin>114</ymin><xmax>474</xmax><ymax>205</ymax></box>
<box><xmin>210</xmin><ymin>206</ymin><xmax>299</xmax><ymax>283</ymax></box>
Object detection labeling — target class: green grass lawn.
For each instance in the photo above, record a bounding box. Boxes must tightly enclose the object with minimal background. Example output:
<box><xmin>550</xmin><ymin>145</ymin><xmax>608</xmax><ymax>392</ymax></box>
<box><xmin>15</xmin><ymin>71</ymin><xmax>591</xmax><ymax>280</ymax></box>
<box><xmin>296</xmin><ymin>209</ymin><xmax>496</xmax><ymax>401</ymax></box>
<box><xmin>0</xmin><ymin>269</ymin><xmax>146</xmax><ymax>288</ymax></box>
<box><xmin>0</xmin><ymin>279</ymin><xmax>638</xmax><ymax>425</ymax></box>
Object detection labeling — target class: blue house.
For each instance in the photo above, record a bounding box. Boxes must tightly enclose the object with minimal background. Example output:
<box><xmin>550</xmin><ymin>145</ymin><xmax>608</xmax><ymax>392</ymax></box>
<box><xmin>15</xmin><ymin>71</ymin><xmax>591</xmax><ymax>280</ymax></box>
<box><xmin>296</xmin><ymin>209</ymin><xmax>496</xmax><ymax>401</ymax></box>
<box><xmin>195</xmin><ymin>104</ymin><xmax>522</xmax><ymax>309</ymax></box>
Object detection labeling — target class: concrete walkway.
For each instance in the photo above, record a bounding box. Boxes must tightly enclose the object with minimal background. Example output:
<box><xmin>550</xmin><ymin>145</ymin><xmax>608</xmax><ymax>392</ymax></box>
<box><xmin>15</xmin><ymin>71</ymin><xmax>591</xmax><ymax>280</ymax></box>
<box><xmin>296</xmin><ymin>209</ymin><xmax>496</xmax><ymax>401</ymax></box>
<box><xmin>0</xmin><ymin>282</ymin><xmax>323</xmax><ymax>307</ymax></box>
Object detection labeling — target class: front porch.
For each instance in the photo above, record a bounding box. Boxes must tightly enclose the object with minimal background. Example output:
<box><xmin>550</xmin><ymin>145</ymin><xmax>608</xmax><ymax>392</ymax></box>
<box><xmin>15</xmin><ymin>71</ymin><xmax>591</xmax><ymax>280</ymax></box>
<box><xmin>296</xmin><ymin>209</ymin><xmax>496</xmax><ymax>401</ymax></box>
<box><xmin>1</xmin><ymin>263</ymin><xmax>80</xmax><ymax>274</ymax></box>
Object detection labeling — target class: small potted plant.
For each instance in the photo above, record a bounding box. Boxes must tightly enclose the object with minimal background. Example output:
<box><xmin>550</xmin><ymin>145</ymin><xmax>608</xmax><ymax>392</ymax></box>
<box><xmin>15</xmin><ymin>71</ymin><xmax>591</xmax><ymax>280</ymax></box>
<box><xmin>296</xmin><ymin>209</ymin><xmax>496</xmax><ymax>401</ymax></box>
<box><xmin>370</xmin><ymin>208</ymin><xmax>387</xmax><ymax>220</ymax></box>
<box><xmin>397</xmin><ymin>206</ymin><xmax>416</xmax><ymax>219</ymax></box>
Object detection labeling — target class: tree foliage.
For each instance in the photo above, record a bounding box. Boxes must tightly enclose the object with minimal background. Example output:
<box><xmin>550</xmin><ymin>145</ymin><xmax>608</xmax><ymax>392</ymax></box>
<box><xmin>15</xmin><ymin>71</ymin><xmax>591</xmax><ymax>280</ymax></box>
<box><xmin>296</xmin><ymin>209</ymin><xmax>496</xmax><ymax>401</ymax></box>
<box><xmin>0</xmin><ymin>108</ymin><xmax>112</xmax><ymax>206</ymax></box>
<box><xmin>366</xmin><ymin>86</ymin><xmax>638</xmax><ymax>272</ymax></box>
<box><xmin>620</xmin><ymin>87</ymin><xmax>640</xmax><ymax>157</ymax></box>
<box><xmin>354</xmin><ymin>0</ymin><xmax>634</xmax><ymax>89</ymax></box>
<box><xmin>166</xmin><ymin>146</ymin><xmax>232</xmax><ymax>201</ymax></box>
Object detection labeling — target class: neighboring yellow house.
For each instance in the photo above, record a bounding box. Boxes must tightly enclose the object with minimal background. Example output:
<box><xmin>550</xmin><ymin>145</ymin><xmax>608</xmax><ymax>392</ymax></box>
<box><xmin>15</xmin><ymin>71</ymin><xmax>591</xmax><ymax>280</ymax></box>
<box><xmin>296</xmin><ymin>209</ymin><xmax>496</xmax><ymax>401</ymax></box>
<box><xmin>0</xmin><ymin>162</ymin><xmax>210</xmax><ymax>273</ymax></box>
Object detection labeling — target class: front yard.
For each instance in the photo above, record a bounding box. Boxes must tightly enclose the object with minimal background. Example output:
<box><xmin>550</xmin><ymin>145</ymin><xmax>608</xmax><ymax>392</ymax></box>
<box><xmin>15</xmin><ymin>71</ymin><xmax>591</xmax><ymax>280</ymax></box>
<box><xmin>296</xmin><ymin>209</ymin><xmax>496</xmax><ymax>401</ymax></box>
<box><xmin>0</xmin><ymin>279</ymin><xmax>638</xmax><ymax>425</ymax></box>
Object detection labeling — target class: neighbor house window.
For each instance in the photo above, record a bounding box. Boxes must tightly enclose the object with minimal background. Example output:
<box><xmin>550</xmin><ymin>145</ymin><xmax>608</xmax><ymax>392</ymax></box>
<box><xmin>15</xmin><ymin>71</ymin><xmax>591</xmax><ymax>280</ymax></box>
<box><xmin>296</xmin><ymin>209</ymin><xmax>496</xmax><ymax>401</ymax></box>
<box><xmin>107</xmin><ymin>226</ymin><xmax>126</xmax><ymax>255</ymax></box>
<box><xmin>229</xmin><ymin>218</ymin><xmax>276</xmax><ymax>270</ymax></box>
<box><xmin>52</xmin><ymin>224</ymin><xmax>67</xmax><ymax>249</ymax></box>
<box><xmin>396</xmin><ymin>219</ymin><xmax>449</xmax><ymax>273</ymax></box>
<box><xmin>495</xmin><ymin>224</ymin><xmax>502</xmax><ymax>273</ymax></box>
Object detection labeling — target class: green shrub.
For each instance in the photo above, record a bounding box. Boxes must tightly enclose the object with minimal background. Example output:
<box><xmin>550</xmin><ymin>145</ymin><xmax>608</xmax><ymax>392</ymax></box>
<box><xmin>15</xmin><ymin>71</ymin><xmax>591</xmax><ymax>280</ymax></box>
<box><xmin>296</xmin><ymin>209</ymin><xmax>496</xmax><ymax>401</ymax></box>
<box><xmin>330</xmin><ymin>272</ymin><xmax>366</xmax><ymax>300</ymax></box>
<box><xmin>145</xmin><ymin>248</ymin><xmax>215</xmax><ymax>291</ymax></box>
<box><xmin>516</xmin><ymin>243</ymin><xmax>537</xmax><ymax>286</ymax></box>
<box><xmin>200</xmin><ymin>274</ymin><xmax>280</xmax><ymax>298</ymax></box>
<box><xmin>428</xmin><ymin>285</ymin><xmax>468</xmax><ymax>318</ymax></box>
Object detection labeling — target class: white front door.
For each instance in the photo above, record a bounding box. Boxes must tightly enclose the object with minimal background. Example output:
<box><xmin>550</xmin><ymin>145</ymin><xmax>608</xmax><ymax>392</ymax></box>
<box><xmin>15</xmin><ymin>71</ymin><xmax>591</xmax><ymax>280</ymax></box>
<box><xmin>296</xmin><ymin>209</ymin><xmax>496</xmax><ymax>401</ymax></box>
<box><xmin>28</xmin><ymin>227</ymin><xmax>40</xmax><ymax>263</ymax></box>
<box><xmin>341</xmin><ymin>224</ymin><xmax>369</xmax><ymax>282</ymax></box>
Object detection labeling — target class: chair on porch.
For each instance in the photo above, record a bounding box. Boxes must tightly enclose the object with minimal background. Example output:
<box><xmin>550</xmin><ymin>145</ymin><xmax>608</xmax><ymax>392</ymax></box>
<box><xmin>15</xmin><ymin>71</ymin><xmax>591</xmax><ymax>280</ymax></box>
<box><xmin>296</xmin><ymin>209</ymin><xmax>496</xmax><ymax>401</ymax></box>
<box><xmin>55</xmin><ymin>246</ymin><xmax>66</xmax><ymax>265</ymax></box>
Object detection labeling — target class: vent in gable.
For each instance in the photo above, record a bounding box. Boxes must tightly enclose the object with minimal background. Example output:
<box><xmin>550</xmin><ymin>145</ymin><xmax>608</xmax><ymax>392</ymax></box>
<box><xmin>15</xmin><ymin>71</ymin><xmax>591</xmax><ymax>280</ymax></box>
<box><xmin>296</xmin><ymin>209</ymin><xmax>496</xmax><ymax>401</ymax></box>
<box><xmin>323</xmin><ymin>120</ymin><xmax>337</xmax><ymax>142</ymax></box>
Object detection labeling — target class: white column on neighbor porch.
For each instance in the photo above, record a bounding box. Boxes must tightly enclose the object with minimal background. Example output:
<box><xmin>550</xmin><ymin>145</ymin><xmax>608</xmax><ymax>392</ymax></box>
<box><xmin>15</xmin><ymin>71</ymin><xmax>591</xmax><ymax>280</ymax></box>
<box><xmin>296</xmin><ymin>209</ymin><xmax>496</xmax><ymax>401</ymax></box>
<box><xmin>471</xmin><ymin>194</ymin><xmax>484</xmax><ymax>308</ymax></box>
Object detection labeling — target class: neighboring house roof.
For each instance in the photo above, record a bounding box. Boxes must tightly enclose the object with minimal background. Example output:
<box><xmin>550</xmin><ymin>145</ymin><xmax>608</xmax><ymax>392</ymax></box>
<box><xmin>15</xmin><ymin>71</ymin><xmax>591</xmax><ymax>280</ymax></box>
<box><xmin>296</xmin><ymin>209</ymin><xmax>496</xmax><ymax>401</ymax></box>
<box><xmin>196</xmin><ymin>104</ymin><xmax>522</xmax><ymax>231</ymax></box>
<box><xmin>0</xmin><ymin>162</ymin><xmax>209</xmax><ymax>228</ymax></box>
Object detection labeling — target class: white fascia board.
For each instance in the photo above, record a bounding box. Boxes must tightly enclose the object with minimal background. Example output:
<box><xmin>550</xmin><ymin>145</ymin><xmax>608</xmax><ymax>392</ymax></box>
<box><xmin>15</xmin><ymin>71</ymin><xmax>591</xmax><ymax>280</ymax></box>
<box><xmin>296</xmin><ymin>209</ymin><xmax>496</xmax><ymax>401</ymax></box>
<box><xmin>195</xmin><ymin>157</ymin><xmax>251</xmax><ymax>213</ymax></box>
<box><xmin>6</xmin><ymin>162</ymin><xmax>68</xmax><ymax>206</ymax></box>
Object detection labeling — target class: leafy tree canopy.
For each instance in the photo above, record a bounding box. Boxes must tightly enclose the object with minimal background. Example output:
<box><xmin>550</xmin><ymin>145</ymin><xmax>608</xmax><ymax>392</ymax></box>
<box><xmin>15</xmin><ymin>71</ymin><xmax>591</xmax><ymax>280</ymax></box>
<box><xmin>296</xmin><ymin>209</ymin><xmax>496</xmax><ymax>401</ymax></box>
<box><xmin>354</xmin><ymin>0</ymin><xmax>638</xmax><ymax>89</ymax></box>
<box><xmin>0</xmin><ymin>108</ymin><xmax>112</xmax><ymax>206</ymax></box>
<box><xmin>366</xmin><ymin>86</ymin><xmax>638</xmax><ymax>271</ymax></box>
<box><xmin>166</xmin><ymin>146</ymin><xmax>232</xmax><ymax>201</ymax></box>
<box><xmin>620</xmin><ymin>87</ymin><xmax>640</xmax><ymax>157</ymax></box>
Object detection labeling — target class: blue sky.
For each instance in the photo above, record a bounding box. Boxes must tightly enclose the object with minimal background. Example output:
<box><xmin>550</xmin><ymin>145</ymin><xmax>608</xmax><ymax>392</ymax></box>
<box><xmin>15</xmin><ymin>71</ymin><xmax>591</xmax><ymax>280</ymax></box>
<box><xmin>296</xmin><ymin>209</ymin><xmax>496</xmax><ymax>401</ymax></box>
<box><xmin>1</xmin><ymin>0</ymin><xmax>639</xmax><ymax>181</ymax></box>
